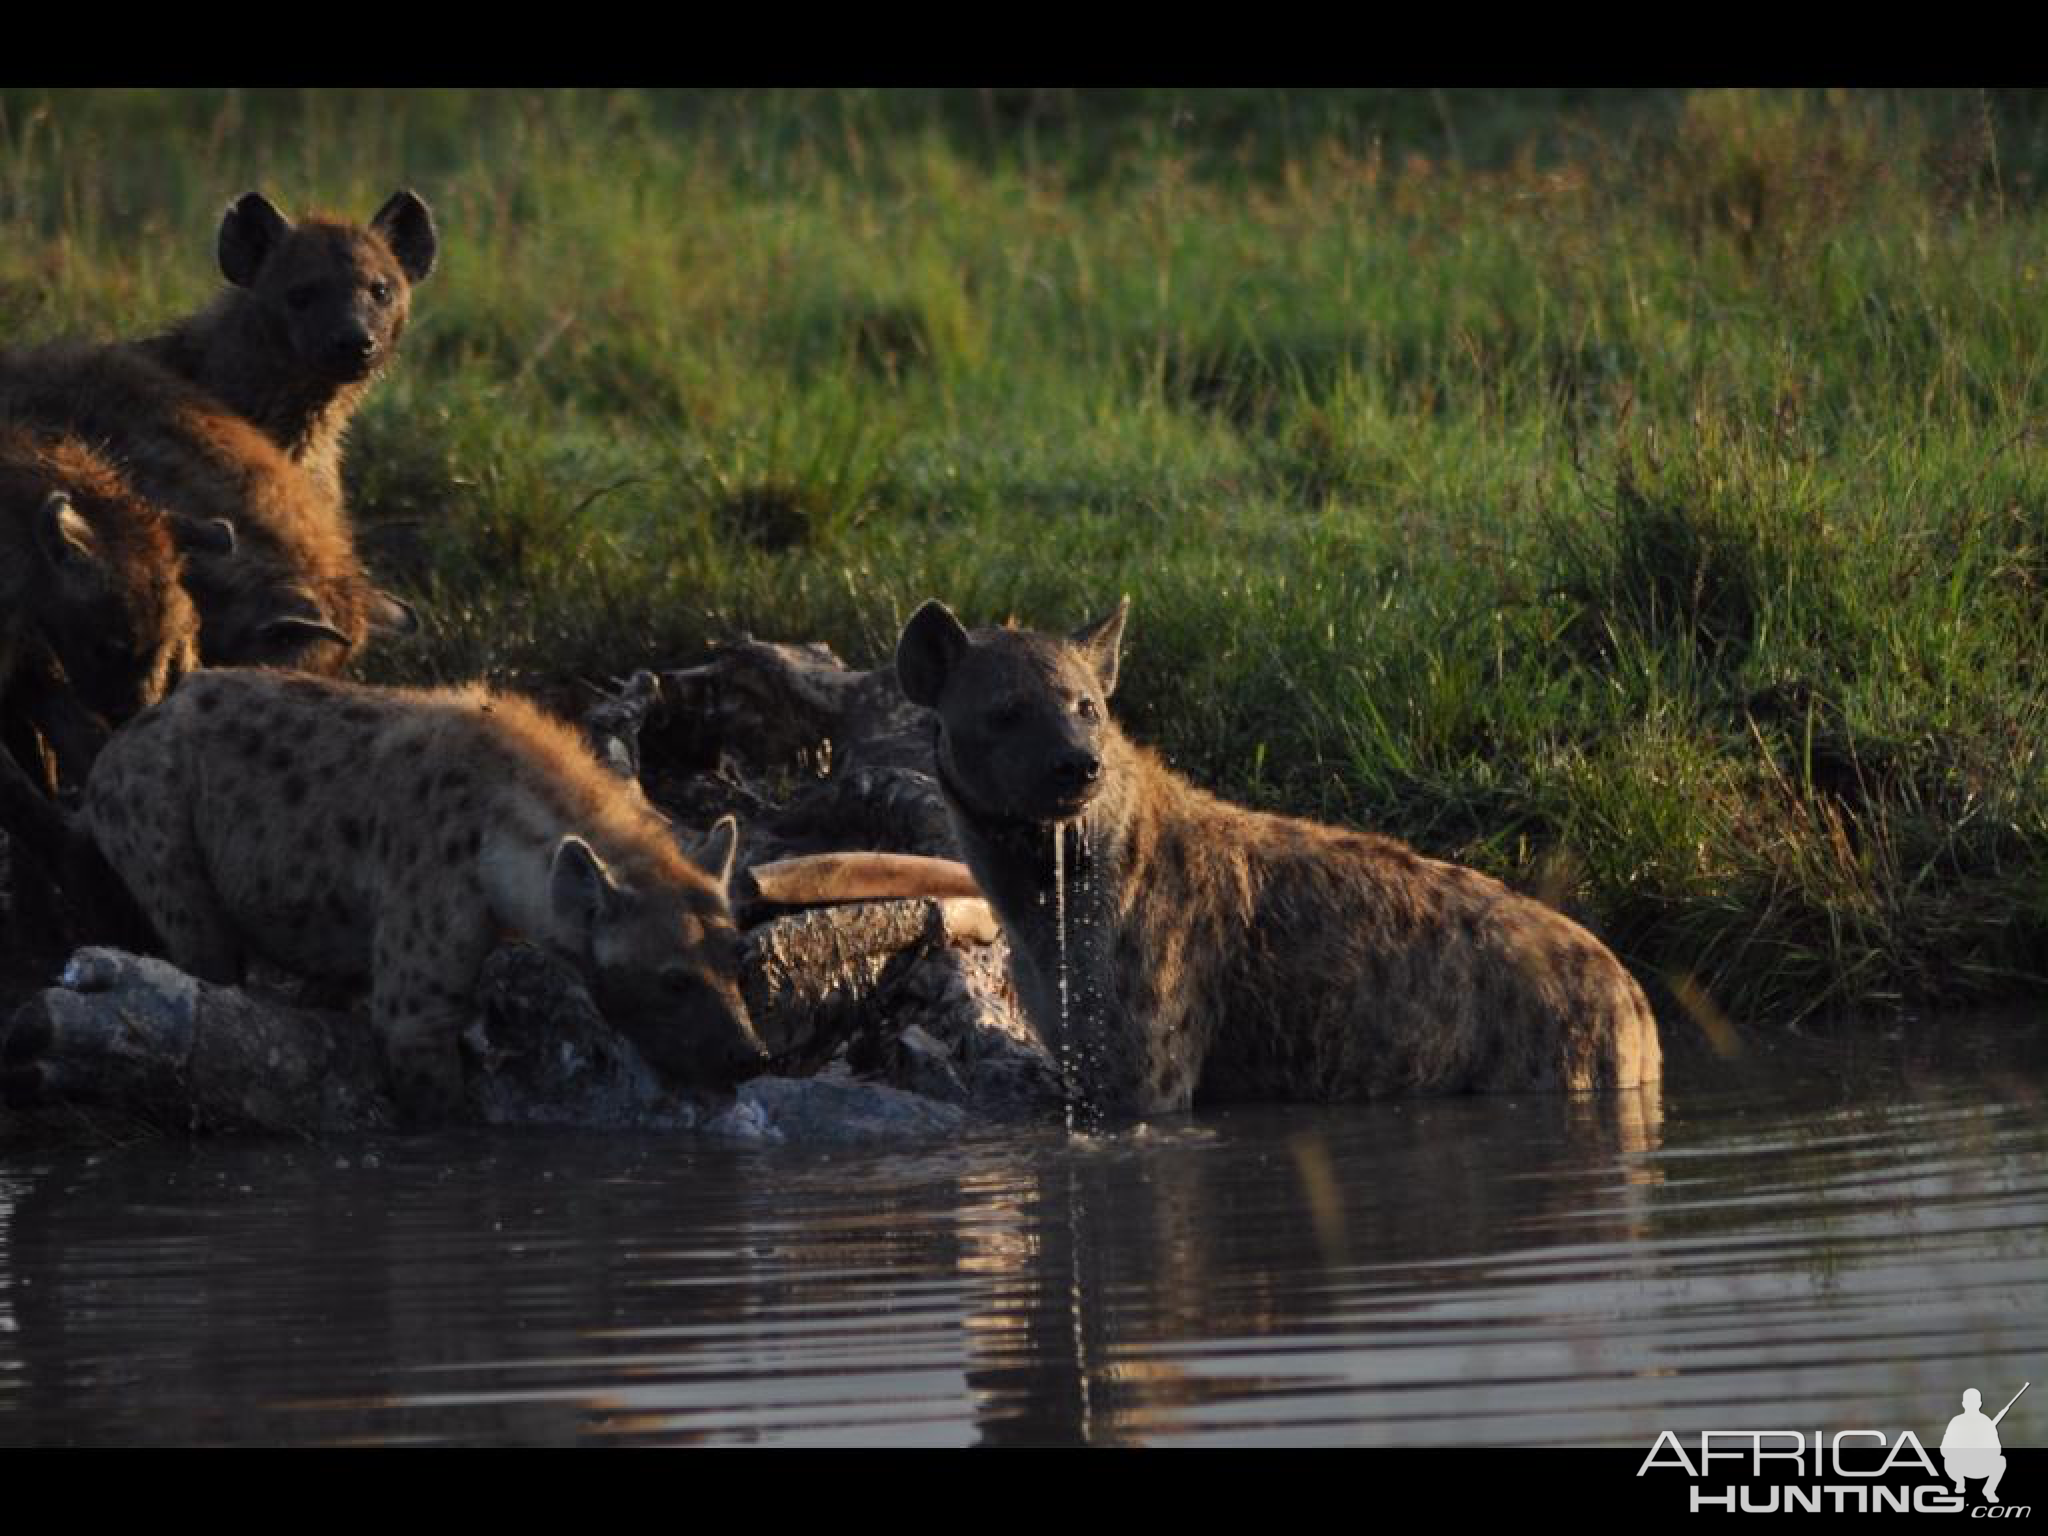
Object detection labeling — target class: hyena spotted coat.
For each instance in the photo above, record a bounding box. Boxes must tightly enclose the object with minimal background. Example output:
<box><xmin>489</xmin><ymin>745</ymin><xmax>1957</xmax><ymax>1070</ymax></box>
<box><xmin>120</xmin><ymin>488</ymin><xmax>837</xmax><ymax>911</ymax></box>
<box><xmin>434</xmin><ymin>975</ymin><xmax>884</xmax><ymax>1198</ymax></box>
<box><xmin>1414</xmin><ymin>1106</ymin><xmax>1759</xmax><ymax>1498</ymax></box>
<box><xmin>896</xmin><ymin>598</ymin><xmax>1662</xmax><ymax>1118</ymax></box>
<box><xmin>84</xmin><ymin>670</ymin><xmax>768</xmax><ymax>1118</ymax></box>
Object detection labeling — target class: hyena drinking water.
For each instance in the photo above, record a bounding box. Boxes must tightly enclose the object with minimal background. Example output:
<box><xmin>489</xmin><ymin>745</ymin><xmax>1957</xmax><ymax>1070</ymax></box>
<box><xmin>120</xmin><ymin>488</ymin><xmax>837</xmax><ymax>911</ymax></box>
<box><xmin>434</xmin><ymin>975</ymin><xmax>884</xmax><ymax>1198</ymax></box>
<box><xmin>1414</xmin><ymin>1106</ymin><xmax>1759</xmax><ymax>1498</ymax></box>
<box><xmin>83</xmin><ymin>670</ymin><xmax>769</xmax><ymax>1120</ymax></box>
<box><xmin>896</xmin><ymin>597</ymin><xmax>1662</xmax><ymax>1119</ymax></box>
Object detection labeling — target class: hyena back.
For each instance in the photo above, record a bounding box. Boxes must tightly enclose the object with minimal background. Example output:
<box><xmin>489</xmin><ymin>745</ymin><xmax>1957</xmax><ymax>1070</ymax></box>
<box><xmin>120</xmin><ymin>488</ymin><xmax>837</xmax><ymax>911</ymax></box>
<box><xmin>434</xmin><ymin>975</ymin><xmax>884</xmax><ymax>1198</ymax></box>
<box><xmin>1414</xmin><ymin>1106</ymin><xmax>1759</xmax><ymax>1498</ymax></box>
<box><xmin>896</xmin><ymin>598</ymin><xmax>1662</xmax><ymax>1118</ymax></box>
<box><xmin>0</xmin><ymin>343</ymin><xmax>414</xmax><ymax>672</ymax></box>
<box><xmin>83</xmin><ymin>670</ymin><xmax>767</xmax><ymax>1118</ymax></box>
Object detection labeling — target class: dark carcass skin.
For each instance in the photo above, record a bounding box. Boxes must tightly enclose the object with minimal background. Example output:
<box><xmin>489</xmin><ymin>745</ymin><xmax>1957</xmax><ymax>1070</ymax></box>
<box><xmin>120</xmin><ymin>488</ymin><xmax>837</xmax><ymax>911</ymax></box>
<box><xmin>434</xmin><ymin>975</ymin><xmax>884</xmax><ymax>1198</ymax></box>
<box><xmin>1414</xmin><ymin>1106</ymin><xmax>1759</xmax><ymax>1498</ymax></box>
<box><xmin>0</xmin><ymin>639</ymin><xmax>1062</xmax><ymax>1141</ymax></box>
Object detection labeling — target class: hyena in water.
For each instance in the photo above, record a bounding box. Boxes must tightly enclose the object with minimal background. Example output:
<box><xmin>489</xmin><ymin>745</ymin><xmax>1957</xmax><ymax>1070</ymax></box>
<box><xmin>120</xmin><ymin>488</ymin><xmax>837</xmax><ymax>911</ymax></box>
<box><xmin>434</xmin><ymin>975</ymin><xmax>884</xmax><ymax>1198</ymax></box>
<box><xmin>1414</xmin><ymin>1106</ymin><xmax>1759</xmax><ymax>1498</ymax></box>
<box><xmin>83</xmin><ymin>670</ymin><xmax>768</xmax><ymax>1120</ymax></box>
<box><xmin>137</xmin><ymin>189</ymin><xmax>438</xmax><ymax>508</ymax></box>
<box><xmin>896</xmin><ymin>598</ymin><xmax>1663</xmax><ymax>1119</ymax></box>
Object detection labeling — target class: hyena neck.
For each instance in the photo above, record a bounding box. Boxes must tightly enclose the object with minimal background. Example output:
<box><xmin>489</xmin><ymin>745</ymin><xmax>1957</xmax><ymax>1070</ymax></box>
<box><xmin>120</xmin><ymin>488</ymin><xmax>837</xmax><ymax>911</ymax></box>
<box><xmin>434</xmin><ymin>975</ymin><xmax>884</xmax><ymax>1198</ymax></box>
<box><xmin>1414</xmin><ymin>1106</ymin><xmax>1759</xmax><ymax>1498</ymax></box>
<box><xmin>478</xmin><ymin>785</ymin><xmax>696</xmax><ymax>968</ymax></box>
<box><xmin>937</xmin><ymin>726</ymin><xmax>1140</xmax><ymax>939</ymax></box>
<box><xmin>478</xmin><ymin>820</ymin><xmax>567</xmax><ymax>958</ymax></box>
<box><xmin>939</xmin><ymin>727</ymin><xmax>1150</xmax><ymax>1083</ymax></box>
<box><xmin>145</xmin><ymin>299</ymin><xmax>363</xmax><ymax>498</ymax></box>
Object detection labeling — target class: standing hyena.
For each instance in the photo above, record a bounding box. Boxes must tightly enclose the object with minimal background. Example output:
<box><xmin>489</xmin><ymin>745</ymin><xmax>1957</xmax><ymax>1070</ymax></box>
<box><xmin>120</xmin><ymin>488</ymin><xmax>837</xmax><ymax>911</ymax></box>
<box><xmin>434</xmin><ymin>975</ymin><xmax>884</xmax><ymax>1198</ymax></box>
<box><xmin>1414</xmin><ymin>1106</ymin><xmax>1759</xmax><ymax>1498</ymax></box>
<box><xmin>83</xmin><ymin>670</ymin><xmax>769</xmax><ymax>1120</ymax></box>
<box><xmin>896</xmin><ymin>598</ymin><xmax>1663</xmax><ymax>1119</ymax></box>
<box><xmin>137</xmin><ymin>189</ymin><xmax>438</xmax><ymax>508</ymax></box>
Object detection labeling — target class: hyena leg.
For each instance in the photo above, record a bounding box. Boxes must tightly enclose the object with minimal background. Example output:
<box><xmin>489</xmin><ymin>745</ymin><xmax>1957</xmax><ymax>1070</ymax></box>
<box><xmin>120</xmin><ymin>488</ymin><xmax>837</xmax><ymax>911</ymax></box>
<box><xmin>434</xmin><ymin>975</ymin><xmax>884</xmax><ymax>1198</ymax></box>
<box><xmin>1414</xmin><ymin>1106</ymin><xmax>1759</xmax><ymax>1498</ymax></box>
<box><xmin>372</xmin><ymin>908</ymin><xmax>495</xmax><ymax>1124</ymax></box>
<box><xmin>85</xmin><ymin>799</ymin><xmax>245</xmax><ymax>985</ymax></box>
<box><xmin>1</xmin><ymin>703</ymin><xmax>59</xmax><ymax>798</ymax></box>
<box><xmin>14</xmin><ymin>654</ymin><xmax>110</xmax><ymax>793</ymax></box>
<box><xmin>141</xmin><ymin>873</ymin><xmax>246</xmax><ymax>987</ymax></box>
<box><xmin>0</xmin><ymin>738</ymin><xmax>66</xmax><ymax>959</ymax></box>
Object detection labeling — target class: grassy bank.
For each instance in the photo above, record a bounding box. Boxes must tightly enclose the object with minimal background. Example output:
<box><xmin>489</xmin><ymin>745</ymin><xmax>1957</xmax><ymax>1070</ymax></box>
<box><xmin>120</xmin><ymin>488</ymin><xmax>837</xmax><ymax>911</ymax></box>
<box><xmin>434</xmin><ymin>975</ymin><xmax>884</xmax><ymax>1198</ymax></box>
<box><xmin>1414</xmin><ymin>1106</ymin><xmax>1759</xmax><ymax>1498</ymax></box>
<box><xmin>4</xmin><ymin>87</ymin><xmax>2048</xmax><ymax>1029</ymax></box>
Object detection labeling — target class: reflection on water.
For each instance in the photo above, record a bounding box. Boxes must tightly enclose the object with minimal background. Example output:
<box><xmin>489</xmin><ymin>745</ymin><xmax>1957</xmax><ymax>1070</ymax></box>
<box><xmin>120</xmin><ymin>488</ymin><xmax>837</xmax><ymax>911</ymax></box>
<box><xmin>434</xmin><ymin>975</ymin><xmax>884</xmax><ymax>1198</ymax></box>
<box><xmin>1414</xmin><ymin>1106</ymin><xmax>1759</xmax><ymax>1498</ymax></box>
<box><xmin>0</xmin><ymin>1019</ymin><xmax>2042</xmax><ymax>1445</ymax></box>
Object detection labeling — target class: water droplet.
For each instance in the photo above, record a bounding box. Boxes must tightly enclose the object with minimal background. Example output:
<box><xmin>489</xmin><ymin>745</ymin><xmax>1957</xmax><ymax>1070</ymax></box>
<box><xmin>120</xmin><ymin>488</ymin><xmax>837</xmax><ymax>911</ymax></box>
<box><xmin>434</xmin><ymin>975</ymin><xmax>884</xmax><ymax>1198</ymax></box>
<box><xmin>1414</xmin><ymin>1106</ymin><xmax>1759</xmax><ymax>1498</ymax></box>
<box><xmin>1054</xmin><ymin>821</ymin><xmax>1075</xmax><ymax>1136</ymax></box>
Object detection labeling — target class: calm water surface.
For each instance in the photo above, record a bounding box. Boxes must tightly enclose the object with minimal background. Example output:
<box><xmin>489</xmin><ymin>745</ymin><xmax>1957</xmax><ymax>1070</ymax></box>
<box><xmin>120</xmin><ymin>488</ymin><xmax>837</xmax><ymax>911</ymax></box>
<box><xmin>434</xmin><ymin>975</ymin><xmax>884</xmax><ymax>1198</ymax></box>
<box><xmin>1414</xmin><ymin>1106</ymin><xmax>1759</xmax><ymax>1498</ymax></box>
<box><xmin>0</xmin><ymin>1021</ymin><xmax>2043</xmax><ymax>1446</ymax></box>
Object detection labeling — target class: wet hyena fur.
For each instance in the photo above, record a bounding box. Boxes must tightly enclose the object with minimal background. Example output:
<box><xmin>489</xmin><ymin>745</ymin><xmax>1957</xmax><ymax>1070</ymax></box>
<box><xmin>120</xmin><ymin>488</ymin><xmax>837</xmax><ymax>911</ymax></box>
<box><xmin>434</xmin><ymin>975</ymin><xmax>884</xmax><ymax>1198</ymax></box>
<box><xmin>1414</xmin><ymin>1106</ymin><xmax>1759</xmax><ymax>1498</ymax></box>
<box><xmin>896</xmin><ymin>598</ymin><xmax>1663</xmax><ymax>1119</ymax></box>
<box><xmin>0</xmin><ymin>344</ymin><xmax>415</xmax><ymax>672</ymax></box>
<box><xmin>136</xmin><ymin>190</ymin><xmax>437</xmax><ymax>508</ymax></box>
<box><xmin>83</xmin><ymin>669</ymin><xmax>768</xmax><ymax>1120</ymax></box>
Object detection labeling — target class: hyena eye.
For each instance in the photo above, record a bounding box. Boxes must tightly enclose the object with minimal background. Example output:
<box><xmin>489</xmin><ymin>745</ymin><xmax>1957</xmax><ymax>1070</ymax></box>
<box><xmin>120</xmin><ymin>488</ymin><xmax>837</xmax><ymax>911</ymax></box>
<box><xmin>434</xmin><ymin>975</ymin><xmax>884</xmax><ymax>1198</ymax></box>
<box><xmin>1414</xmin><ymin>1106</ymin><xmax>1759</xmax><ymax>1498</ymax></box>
<box><xmin>286</xmin><ymin>283</ymin><xmax>319</xmax><ymax>312</ymax></box>
<box><xmin>1076</xmin><ymin>697</ymin><xmax>1100</xmax><ymax>721</ymax></box>
<box><xmin>368</xmin><ymin>279</ymin><xmax>393</xmax><ymax>304</ymax></box>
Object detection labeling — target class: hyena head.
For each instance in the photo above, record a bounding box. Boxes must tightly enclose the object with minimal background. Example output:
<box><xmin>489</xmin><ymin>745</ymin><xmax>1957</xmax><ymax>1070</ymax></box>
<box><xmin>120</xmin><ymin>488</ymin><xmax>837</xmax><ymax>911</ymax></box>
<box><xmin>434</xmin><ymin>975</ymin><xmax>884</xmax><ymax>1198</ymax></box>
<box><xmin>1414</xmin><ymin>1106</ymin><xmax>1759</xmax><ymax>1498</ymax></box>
<box><xmin>896</xmin><ymin>597</ymin><xmax>1128</xmax><ymax>825</ymax></box>
<box><xmin>13</xmin><ymin>486</ymin><xmax>209</xmax><ymax>723</ymax></box>
<box><xmin>546</xmin><ymin>815</ymin><xmax>770</xmax><ymax>1086</ymax></box>
<box><xmin>180</xmin><ymin>537</ymin><xmax>416</xmax><ymax>673</ymax></box>
<box><xmin>216</xmin><ymin>189</ymin><xmax>438</xmax><ymax>385</ymax></box>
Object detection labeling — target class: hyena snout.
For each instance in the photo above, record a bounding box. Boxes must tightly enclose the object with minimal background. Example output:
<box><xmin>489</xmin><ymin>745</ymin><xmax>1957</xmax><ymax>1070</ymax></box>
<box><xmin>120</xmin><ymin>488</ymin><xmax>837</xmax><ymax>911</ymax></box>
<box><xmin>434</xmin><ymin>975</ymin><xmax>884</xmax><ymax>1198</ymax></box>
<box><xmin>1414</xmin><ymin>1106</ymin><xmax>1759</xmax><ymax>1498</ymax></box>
<box><xmin>1027</xmin><ymin>736</ymin><xmax>1105</xmax><ymax>817</ymax></box>
<box><xmin>687</xmin><ymin>984</ymin><xmax>772</xmax><ymax>1084</ymax></box>
<box><xmin>301</xmin><ymin>310</ymin><xmax>383</xmax><ymax>381</ymax></box>
<box><xmin>326</xmin><ymin>323</ymin><xmax>378</xmax><ymax>376</ymax></box>
<box><xmin>1053</xmin><ymin>747</ymin><xmax>1103</xmax><ymax>791</ymax></box>
<box><xmin>621</xmin><ymin>980</ymin><xmax>771</xmax><ymax>1088</ymax></box>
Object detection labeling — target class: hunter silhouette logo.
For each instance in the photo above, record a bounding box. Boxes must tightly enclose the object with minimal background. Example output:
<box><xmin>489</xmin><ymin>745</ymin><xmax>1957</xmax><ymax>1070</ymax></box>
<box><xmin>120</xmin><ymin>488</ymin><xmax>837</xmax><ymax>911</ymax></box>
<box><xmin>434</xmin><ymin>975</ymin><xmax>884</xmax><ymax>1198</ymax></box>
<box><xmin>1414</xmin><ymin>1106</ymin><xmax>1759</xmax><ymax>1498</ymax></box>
<box><xmin>1943</xmin><ymin>1383</ymin><xmax>2027</xmax><ymax>1505</ymax></box>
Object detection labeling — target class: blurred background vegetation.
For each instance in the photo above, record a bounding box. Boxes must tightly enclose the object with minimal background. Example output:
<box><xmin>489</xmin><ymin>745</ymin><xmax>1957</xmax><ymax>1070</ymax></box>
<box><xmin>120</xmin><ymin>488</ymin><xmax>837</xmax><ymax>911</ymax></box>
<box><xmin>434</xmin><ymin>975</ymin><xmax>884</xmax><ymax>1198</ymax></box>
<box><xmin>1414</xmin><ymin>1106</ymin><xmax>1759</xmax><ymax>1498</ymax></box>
<box><xmin>5</xmin><ymin>87</ymin><xmax>2048</xmax><ymax>1029</ymax></box>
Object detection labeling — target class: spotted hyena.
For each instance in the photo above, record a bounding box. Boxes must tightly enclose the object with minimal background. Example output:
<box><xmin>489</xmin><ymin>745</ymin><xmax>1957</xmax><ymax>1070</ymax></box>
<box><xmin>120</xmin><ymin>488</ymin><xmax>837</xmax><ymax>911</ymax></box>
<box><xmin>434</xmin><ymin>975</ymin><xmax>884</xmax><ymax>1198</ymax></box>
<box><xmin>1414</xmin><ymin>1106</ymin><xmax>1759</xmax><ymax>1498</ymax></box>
<box><xmin>137</xmin><ymin>189</ymin><xmax>438</xmax><ymax>506</ymax></box>
<box><xmin>896</xmin><ymin>597</ymin><xmax>1663</xmax><ymax>1119</ymax></box>
<box><xmin>0</xmin><ymin>436</ymin><xmax>208</xmax><ymax>950</ymax></box>
<box><xmin>0</xmin><ymin>430</ymin><xmax>207</xmax><ymax>787</ymax></box>
<box><xmin>0</xmin><ymin>189</ymin><xmax>432</xmax><ymax>675</ymax></box>
<box><xmin>83</xmin><ymin>669</ymin><xmax>768</xmax><ymax>1120</ymax></box>
<box><xmin>0</xmin><ymin>343</ymin><xmax>415</xmax><ymax>673</ymax></box>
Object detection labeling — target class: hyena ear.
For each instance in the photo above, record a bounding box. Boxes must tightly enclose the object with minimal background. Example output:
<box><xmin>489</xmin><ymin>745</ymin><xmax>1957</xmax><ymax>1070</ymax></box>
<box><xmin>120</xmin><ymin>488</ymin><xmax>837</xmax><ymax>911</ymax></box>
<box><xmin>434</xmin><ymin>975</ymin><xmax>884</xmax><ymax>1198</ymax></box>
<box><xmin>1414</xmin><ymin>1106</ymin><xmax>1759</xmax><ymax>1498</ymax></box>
<box><xmin>366</xmin><ymin>589</ymin><xmax>420</xmax><ymax>635</ymax></box>
<box><xmin>219</xmin><ymin>192</ymin><xmax>291</xmax><ymax>287</ymax></box>
<box><xmin>896</xmin><ymin>600</ymin><xmax>971</xmax><ymax>708</ymax></box>
<box><xmin>169</xmin><ymin>515</ymin><xmax>236</xmax><ymax>557</ymax></box>
<box><xmin>1071</xmin><ymin>595</ymin><xmax>1131</xmax><ymax>697</ymax></box>
<box><xmin>370</xmin><ymin>189</ymin><xmax>438</xmax><ymax>285</ymax></box>
<box><xmin>31</xmin><ymin>493</ymin><xmax>96</xmax><ymax>570</ymax></box>
<box><xmin>550</xmin><ymin>835</ymin><xmax>621</xmax><ymax>938</ymax></box>
<box><xmin>687</xmin><ymin>815</ymin><xmax>740</xmax><ymax>893</ymax></box>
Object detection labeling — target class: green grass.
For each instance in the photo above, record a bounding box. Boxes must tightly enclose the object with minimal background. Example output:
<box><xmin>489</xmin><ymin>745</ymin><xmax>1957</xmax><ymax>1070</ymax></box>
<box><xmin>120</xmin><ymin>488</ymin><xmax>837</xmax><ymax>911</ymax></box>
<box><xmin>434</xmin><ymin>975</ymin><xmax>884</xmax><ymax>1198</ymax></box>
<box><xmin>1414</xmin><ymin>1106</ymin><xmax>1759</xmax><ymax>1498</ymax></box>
<box><xmin>6</xmin><ymin>87</ymin><xmax>2048</xmax><ymax>1030</ymax></box>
